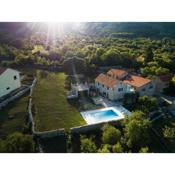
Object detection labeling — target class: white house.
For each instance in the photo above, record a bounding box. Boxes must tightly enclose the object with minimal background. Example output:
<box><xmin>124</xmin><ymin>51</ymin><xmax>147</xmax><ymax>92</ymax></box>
<box><xmin>95</xmin><ymin>69</ymin><xmax>155</xmax><ymax>101</ymax></box>
<box><xmin>95</xmin><ymin>73</ymin><xmax>133</xmax><ymax>100</ymax></box>
<box><xmin>0</xmin><ymin>67</ymin><xmax>21</xmax><ymax>98</ymax></box>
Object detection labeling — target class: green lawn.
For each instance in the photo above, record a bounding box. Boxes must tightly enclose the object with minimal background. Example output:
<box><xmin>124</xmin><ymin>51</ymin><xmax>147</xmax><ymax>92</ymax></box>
<box><xmin>0</xmin><ymin>94</ymin><xmax>28</xmax><ymax>138</ymax></box>
<box><xmin>32</xmin><ymin>70</ymin><xmax>86</xmax><ymax>132</ymax></box>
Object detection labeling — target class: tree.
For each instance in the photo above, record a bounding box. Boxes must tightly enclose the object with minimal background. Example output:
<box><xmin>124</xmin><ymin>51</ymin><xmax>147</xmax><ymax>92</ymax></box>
<box><xmin>63</xmin><ymin>56</ymin><xmax>86</xmax><ymax>75</ymax></box>
<box><xmin>80</xmin><ymin>136</ymin><xmax>97</xmax><ymax>153</ymax></box>
<box><xmin>138</xmin><ymin>96</ymin><xmax>158</xmax><ymax>113</ymax></box>
<box><xmin>112</xmin><ymin>143</ymin><xmax>123</xmax><ymax>153</ymax></box>
<box><xmin>141</xmin><ymin>65</ymin><xmax>169</xmax><ymax>77</ymax></box>
<box><xmin>101</xmin><ymin>48</ymin><xmax>121</xmax><ymax>66</ymax></box>
<box><xmin>172</xmin><ymin>76</ymin><xmax>175</xmax><ymax>85</ymax></box>
<box><xmin>163</xmin><ymin>76</ymin><xmax>175</xmax><ymax>96</ymax></box>
<box><xmin>123</xmin><ymin>92</ymin><xmax>139</xmax><ymax>110</ymax></box>
<box><xmin>48</xmin><ymin>49</ymin><xmax>62</xmax><ymax>61</ymax></box>
<box><xmin>124</xmin><ymin>111</ymin><xmax>151</xmax><ymax>151</ymax></box>
<box><xmin>139</xmin><ymin>147</ymin><xmax>149</xmax><ymax>153</ymax></box>
<box><xmin>163</xmin><ymin>126</ymin><xmax>175</xmax><ymax>140</ymax></box>
<box><xmin>85</xmin><ymin>61</ymin><xmax>97</xmax><ymax>77</ymax></box>
<box><xmin>32</xmin><ymin>45</ymin><xmax>49</xmax><ymax>57</ymax></box>
<box><xmin>145</xmin><ymin>47</ymin><xmax>154</xmax><ymax>63</ymax></box>
<box><xmin>155</xmin><ymin>67</ymin><xmax>170</xmax><ymax>76</ymax></box>
<box><xmin>0</xmin><ymin>139</ymin><xmax>5</xmax><ymax>153</ymax></box>
<box><xmin>14</xmin><ymin>52</ymin><xmax>34</xmax><ymax>65</ymax></box>
<box><xmin>3</xmin><ymin>132</ymin><xmax>35</xmax><ymax>153</ymax></box>
<box><xmin>98</xmin><ymin>144</ymin><xmax>111</xmax><ymax>153</ymax></box>
<box><xmin>102</xmin><ymin>124</ymin><xmax>121</xmax><ymax>145</ymax></box>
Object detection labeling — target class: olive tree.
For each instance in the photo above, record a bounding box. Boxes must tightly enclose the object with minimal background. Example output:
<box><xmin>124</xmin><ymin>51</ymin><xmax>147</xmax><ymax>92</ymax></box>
<box><xmin>1</xmin><ymin>132</ymin><xmax>35</xmax><ymax>153</ymax></box>
<box><xmin>112</xmin><ymin>143</ymin><xmax>123</xmax><ymax>153</ymax></box>
<box><xmin>98</xmin><ymin>144</ymin><xmax>111</xmax><ymax>153</ymax></box>
<box><xmin>102</xmin><ymin>124</ymin><xmax>121</xmax><ymax>145</ymax></box>
<box><xmin>80</xmin><ymin>136</ymin><xmax>97</xmax><ymax>153</ymax></box>
<box><xmin>163</xmin><ymin>126</ymin><xmax>175</xmax><ymax>140</ymax></box>
<box><xmin>139</xmin><ymin>147</ymin><xmax>149</xmax><ymax>153</ymax></box>
<box><xmin>124</xmin><ymin>111</ymin><xmax>151</xmax><ymax>151</ymax></box>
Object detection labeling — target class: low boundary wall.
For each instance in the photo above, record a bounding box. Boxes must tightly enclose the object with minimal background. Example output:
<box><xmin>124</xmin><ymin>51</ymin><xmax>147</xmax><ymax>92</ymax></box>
<box><xmin>0</xmin><ymin>86</ymin><xmax>31</xmax><ymax>109</ymax></box>
<box><xmin>70</xmin><ymin>120</ymin><xmax>122</xmax><ymax>134</ymax></box>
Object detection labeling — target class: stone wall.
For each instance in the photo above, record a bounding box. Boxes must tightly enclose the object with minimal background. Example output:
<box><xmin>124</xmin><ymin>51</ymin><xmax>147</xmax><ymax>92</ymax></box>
<box><xmin>70</xmin><ymin>120</ymin><xmax>122</xmax><ymax>134</ymax></box>
<box><xmin>0</xmin><ymin>86</ymin><xmax>31</xmax><ymax>109</ymax></box>
<box><xmin>34</xmin><ymin>129</ymin><xmax>65</xmax><ymax>139</ymax></box>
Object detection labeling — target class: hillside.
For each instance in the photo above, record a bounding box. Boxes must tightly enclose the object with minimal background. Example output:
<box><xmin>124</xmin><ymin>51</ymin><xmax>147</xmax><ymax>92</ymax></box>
<box><xmin>80</xmin><ymin>22</ymin><xmax>175</xmax><ymax>38</ymax></box>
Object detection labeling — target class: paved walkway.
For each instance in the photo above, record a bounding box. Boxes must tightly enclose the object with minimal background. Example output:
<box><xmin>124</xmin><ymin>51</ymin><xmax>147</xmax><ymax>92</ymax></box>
<box><xmin>92</xmin><ymin>96</ymin><xmax>131</xmax><ymax>116</ymax></box>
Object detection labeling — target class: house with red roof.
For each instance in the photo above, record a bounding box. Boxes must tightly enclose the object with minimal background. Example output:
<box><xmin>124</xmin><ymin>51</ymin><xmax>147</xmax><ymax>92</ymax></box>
<box><xmin>107</xmin><ymin>69</ymin><xmax>128</xmax><ymax>80</ymax></box>
<box><xmin>123</xmin><ymin>75</ymin><xmax>155</xmax><ymax>96</ymax></box>
<box><xmin>95</xmin><ymin>69</ymin><xmax>134</xmax><ymax>100</ymax></box>
<box><xmin>154</xmin><ymin>74</ymin><xmax>172</xmax><ymax>93</ymax></box>
<box><xmin>95</xmin><ymin>69</ymin><xmax>155</xmax><ymax>100</ymax></box>
<box><xmin>0</xmin><ymin>67</ymin><xmax>21</xmax><ymax>98</ymax></box>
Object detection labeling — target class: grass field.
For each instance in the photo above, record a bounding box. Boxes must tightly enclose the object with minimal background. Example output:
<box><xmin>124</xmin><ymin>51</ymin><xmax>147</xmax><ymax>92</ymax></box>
<box><xmin>0</xmin><ymin>94</ymin><xmax>29</xmax><ymax>138</ymax></box>
<box><xmin>32</xmin><ymin>70</ymin><xmax>86</xmax><ymax>132</ymax></box>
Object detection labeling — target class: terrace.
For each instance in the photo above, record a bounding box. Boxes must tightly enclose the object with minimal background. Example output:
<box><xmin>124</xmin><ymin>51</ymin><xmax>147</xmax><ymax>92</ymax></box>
<box><xmin>67</xmin><ymin>83</ymin><xmax>89</xmax><ymax>99</ymax></box>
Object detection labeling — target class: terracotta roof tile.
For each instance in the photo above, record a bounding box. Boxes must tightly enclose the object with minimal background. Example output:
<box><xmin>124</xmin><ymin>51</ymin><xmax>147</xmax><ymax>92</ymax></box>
<box><xmin>107</xmin><ymin>69</ymin><xmax>127</xmax><ymax>77</ymax></box>
<box><xmin>158</xmin><ymin>75</ymin><xmax>172</xmax><ymax>82</ymax></box>
<box><xmin>95</xmin><ymin>73</ymin><xmax>119</xmax><ymax>88</ymax></box>
<box><xmin>124</xmin><ymin>75</ymin><xmax>151</xmax><ymax>88</ymax></box>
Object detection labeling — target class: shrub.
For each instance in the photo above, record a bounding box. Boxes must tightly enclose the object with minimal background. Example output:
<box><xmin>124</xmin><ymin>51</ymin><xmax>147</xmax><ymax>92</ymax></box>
<box><xmin>139</xmin><ymin>147</ymin><xmax>149</xmax><ymax>153</ymax></box>
<box><xmin>80</xmin><ymin>136</ymin><xmax>97</xmax><ymax>153</ymax></box>
<box><xmin>98</xmin><ymin>144</ymin><xmax>111</xmax><ymax>153</ymax></box>
<box><xmin>112</xmin><ymin>143</ymin><xmax>123</xmax><ymax>153</ymax></box>
<box><xmin>0</xmin><ymin>132</ymin><xmax>35</xmax><ymax>153</ymax></box>
<box><xmin>102</xmin><ymin>124</ymin><xmax>121</xmax><ymax>145</ymax></box>
<box><xmin>163</xmin><ymin>126</ymin><xmax>175</xmax><ymax>140</ymax></box>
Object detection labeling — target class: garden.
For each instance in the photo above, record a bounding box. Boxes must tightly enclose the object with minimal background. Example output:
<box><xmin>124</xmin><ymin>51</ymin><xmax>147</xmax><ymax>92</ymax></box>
<box><xmin>32</xmin><ymin>70</ymin><xmax>86</xmax><ymax>132</ymax></box>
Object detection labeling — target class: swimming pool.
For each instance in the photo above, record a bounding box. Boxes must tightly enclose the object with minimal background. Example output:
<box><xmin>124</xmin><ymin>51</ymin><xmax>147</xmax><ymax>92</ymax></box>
<box><xmin>91</xmin><ymin>109</ymin><xmax>118</xmax><ymax>120</ymax></box>
<box><xmin>81</xmin><ymin>107</ymin><xmax>127</xmax><ymax>124</ymax></box>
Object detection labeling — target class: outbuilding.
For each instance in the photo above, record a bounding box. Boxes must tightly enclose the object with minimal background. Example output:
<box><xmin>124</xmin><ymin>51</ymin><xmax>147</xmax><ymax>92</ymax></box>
<box><xmin>0</xmin><ymin>67</ymin><xmax>21</xmax><ymax>98</ymax></box>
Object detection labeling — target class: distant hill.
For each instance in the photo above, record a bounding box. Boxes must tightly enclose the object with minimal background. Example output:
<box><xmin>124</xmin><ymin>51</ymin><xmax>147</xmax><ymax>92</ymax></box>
<box><xmin>1</xmin><ymin>22</ymin><xmax>175</xmax><ymax>38</ymax></box>
<box><xmin>80</xmin><ymin>22</ymin><xmax>175</xmax><ymax>38</ymax></box>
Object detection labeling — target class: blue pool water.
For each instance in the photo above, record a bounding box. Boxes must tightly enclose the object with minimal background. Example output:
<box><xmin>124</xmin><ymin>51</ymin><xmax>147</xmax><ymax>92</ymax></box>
<box><xmin>81</xmin><ymin>106</ymin><xmax>130</xmax><ymax>124</ymax></box>
<box><xmin>91</xmin><ymin>109</ymin><xmax>118</xmax><ymax>121</ymax></box>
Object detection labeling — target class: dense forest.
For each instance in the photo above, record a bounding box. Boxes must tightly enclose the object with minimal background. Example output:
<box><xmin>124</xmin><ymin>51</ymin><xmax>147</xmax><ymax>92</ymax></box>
<box><xmin>0</xmin><ymin>22</ymin><xmax>175</xmax><ymax>93</ymax></box>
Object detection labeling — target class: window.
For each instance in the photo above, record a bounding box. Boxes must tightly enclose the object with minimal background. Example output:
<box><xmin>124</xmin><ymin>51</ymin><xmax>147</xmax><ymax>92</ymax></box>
<box><xmin>102</xmin><ymin>84</ymin><xmax>104</xmax><ymax>88</ymax></box>
<box><xmin>142</xmin><ymin>88</ymin><xmax>145</xmax><ymax>91</ymax></box>
<box><xmin>149</xmin><ymin>85</ymin><xmax>153</xmax><ymax>89</ymax></box>
<box><xmin>107</xmin><ymin>87</ymin><xmax>109</xmax><ymax>90</ymax></box>
<box><xmin>14</xmin><ymin>75</ymin><xmax>17</xmax><ymax>80</ymax></box>
<box><xmin>118</xmin><ymin>88</ymin><xmax>123</xmax><ymax>92</ymax></box>
<box><xmin>6</xmin><ymin>87</ymin><xmax>10</xmax><ymax>90</ymax></box>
